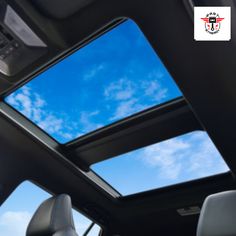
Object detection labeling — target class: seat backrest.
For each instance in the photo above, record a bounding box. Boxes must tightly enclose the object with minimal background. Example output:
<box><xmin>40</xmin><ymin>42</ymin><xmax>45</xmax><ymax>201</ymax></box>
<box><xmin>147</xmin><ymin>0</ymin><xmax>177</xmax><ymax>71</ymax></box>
<box><xmin>26</xmin><ymin>194</ymin><xmax>78</xmax><ymax>236</ymax></box>
<box><xmin>197</xmin><ymin>190</ymin><xmax>236</xmax><ymax>236</ymax></box>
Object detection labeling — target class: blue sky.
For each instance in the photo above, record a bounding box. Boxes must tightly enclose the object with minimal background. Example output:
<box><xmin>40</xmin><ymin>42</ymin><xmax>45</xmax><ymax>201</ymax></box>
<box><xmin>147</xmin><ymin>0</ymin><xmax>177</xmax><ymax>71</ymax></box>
<box><xmin>93</xmin><ymin>131</ymin><xmax>229</xmax><ymax>195</ymax></box>
<box><xmin>6</xmin><ymin>20</ymin><xmax>181</xmax><ymax>143</ymax></box>
<box><xmin>1</xmin><ymin>19</ymin><xmax>229</xmax><ymax>235</ymax></box>
<box><xmin>0</xmin><ymin>182</ymin><xmax>101</xmax><ymax>236</ymax></box>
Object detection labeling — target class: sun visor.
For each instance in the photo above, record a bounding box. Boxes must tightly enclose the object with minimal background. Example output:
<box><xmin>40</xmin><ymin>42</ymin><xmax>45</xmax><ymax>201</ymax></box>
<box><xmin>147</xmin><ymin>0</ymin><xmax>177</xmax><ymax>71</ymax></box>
<box><xmin>31</xmin><ymin>0</ymin><xmax>95</xmax><ymax>19</ymax></box>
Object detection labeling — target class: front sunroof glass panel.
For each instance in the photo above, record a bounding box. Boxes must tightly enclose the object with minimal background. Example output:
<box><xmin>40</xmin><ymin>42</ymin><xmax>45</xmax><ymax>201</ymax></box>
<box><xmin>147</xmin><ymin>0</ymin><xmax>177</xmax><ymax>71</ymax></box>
<box><xmin>5</xmin><ymin>19</ymin><xmax>181</xmax><ymax>143</ymax></box>
<box><xmin>92</xmin><ymin>131</ymin><xmax>229</xmax><ymax>196</ymax></box>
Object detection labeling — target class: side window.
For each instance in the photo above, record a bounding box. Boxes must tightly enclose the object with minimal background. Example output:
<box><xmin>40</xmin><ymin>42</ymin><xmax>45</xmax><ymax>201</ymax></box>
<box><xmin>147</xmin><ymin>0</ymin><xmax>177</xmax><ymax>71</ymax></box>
<box><xmin>73</xmin><ymin>211</ymin><xmax>102</xmax><ymax>235</ymax></box>
<box><xmin>0</xmin><ymin>181</ymin><xmax>101</xmax><ymax>236</ymax></box>
<box><xmin>73</xmin><ymin>209</ymin><xmax>93</xmax><ymax>235</ymax></box>
<box><xmin>0</xmin><ymin>181</ymin><xmax>50</xmax><ymax>235</ymax></box>
<box><xmin>87</xmin><ymin>224</ymin><xmax>102</xmax><ymax>235</ymax></box>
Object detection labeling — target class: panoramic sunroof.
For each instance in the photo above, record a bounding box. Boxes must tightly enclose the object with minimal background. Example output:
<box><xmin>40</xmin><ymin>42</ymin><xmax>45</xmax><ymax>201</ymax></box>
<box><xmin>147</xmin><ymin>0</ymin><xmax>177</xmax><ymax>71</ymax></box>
<box><xmin>92</xmin><ymin>131</ymin><xmax>229</xmax><ymax>196</ymax></box>
<box><xmin>5</xmin><ymin>19</ymin><xmax>181</xmax><ymax>143</ymax></box>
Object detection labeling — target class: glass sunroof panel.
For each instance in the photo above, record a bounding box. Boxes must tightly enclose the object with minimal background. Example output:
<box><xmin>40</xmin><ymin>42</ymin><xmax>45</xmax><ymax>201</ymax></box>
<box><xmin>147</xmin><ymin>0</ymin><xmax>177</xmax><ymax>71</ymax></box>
<box><xmin>5</xmin><ymin>19</ymin><xmax>181</xmax><ymax>143</ymax></box>
<box><xmin>92</xmin><ymin>131</ymin><xmax>229</xmax><ymax>196</ymax></box>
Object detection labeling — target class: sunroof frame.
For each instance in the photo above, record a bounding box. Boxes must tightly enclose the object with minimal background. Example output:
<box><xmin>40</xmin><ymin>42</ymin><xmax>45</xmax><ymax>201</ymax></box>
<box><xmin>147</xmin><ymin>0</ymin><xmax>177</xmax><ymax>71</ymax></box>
<box><xmin>0</xmin><ymin>13</ymin><xmax>231</xmax><ymax>198</ymax></box>
<box><xmin>0</xmin><ymin>98</ymin><xmax>231</xmax><ymax>199</ymax></box>
<box><xmin>5</xmin><ymin>18</ymin><xmax>182</xmax><ymax>144</ymax></box>
<box><xmin>0</xmin><ymin>61</ymin><xmax>232</xmax><ymax>198</ymax></box>
<box><xmin>65</xmin><ymin>97</ymin><xmax>201</xmax><ymax>171</ymax></box>
<box><xmin>2</xmin><ymin>18</ymin><xmax>126</xmax><ymax>144</ymax></box>
<box><xmin>91</xmin><ymin>130</ymin><xmax>229</xmax><ymax>196</ymax></box>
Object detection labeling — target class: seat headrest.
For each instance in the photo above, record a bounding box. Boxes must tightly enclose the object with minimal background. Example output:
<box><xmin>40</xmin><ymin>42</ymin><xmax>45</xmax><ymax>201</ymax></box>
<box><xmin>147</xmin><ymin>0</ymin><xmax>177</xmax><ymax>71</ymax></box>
<box><xmin>197</xmin><ymin>190</ymin><xmax>236</xmax><ymax>236</ymax></box>
<box><xmin>26</xmin><ymin>194</ymin><xmax>77</xmax><ymax>236</ymax></box>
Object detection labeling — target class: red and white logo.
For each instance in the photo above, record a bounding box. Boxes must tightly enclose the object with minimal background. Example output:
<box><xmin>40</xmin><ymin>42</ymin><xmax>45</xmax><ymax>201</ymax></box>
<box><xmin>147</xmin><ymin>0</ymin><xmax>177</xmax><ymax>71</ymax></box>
<box><xmin>201</xmin><ymin>12</ymin><xmax>224</xmax><ymax>34</ymax></box>
<box><xmin>194</xmin><ymin>7</ymin><xmax>231</xmax><ymax>41</ymax></box>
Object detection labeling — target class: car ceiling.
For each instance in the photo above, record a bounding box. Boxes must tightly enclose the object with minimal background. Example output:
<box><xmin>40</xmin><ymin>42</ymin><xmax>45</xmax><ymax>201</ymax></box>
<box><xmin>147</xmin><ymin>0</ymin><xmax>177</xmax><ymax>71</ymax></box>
<box><xmin>0</xmin><ymin>0</ymin><xmax>236</xmax><ymax>235</ymax></box>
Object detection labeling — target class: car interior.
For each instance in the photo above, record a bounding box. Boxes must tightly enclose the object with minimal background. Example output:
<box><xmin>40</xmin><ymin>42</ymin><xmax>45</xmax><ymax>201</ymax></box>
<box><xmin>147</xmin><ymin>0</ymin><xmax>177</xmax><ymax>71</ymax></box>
<box><xmin>0</xmin><ymin>0</ymin><xmax>236</xmax><ymax>235</ymax></box>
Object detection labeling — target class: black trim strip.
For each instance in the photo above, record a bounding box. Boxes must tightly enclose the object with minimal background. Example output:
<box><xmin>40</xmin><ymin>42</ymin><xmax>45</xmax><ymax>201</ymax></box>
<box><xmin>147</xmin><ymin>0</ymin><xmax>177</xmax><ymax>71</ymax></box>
<box><xmin>66</xmin><ymin>97</ymin><xmax>202</xmax><ymax>170</ymax></box>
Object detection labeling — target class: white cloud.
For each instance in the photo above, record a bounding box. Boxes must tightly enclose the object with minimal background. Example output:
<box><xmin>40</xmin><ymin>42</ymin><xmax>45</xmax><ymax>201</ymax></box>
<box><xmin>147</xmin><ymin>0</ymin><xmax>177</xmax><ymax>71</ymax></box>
<box><xmin>104</xmin><ymin>71</ymin><xmax>170</xmax><ymax>121</ymax></box>
<box><xmin>0</xmin><ymin>211</ymin><xmax>32</xmax><ymax>236</ymax></box>
<box><xmin>110</xmin><ymin>99</ymin><xmax>145</xmax><ymax>121</ymax></box>
<box><xmin>83</xmin><ymin>64</ymin><xmax>105</xmax><ymax>80</ymax></box>
<box><xmin>6</xmin><ymin>67</ymin><xmax>172</xmax><ymax>142</ymax></box>
<box><xmin>79</xmin><ymin>111</ymin><xmax>103</xmax><ymax>133</ymax></box>
<box><xmin>6</xmin><ymin>86</ymin><xmax>70</xmax><ymax>141</ymax></box>
<box><xmin>11</xmin><ymin>87</ymin><xmax>33</xmax><ymax>118</ymax></box>
<box><xmin>104</xmin><ymin>78</ymin><xmax>135</xmax><ymax>101</ymax></box>
<box><xmin>139</xmin><ymin>132</ymin><xmax>229</xmax><ymax>181</ymax></box>
<box><xmin>143</xmin><ymin>80</ymin><xmax>168</xmax><ymax>102</ymax></box>
<box><xmin>6</xmin><ymin>86</ymin><xmax>105</xmax><ymax>142</ymax></box>
<box><xmin>141</xmin><ymin>138</ymin><xmax>190</xmax><ymax>180</ymax></box>
<box><xmin>37</xmin><ymin>114</ymin><xmax>63</xmax><ymax>134</ymax></box>
<box><xmin>186</xmin><ymin>132</ymin><xmax>229</xmax><ymax>177</ymax></box>
<box><xmin>148</xmin><ymin>69</ymin><xmax>165</xmax><ymax>80</ymax></box>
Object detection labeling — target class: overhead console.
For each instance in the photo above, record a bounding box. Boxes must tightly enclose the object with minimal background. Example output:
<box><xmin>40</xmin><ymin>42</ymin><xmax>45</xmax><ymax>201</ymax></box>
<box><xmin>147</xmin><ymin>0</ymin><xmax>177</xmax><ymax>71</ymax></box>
<box><xmin>0</xmin><ymin>0</ymin><xmax>101</xmax><ymax>97</ymax></box>
<box><xmin>0</xmin><ymin>0</ymin><xmax>47</xmax><ymax>77</ymax></box>
<box><xmin>0</xmin><ymin>0</ymin><xmax>116</xmax><ymax>99</ymax></box>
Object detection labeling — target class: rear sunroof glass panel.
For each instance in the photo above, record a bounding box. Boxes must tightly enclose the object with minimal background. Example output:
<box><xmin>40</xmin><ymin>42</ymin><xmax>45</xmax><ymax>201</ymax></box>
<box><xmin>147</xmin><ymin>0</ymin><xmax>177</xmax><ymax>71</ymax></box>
<box><xmin>92</xmin><ymin>131</ymin><xmax>229</xmax><ymax>196</ymax></box>
<box><xmin>5</xmin><ymin>19</ymin><xmax>181</xmax><ymax>143</ymax></box>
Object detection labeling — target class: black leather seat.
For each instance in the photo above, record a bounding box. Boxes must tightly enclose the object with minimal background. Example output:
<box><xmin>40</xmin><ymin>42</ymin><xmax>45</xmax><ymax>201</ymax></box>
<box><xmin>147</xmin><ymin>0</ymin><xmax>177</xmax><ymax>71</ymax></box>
<box><xmin>197</xmin><ymin>190</ymin><xmax>236</xmax><ymax>236</ymax></box>
<box><xmin>26</xmin><ymin>194</ymin><xmax>78</xmax><ymax>236</ymax></box>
